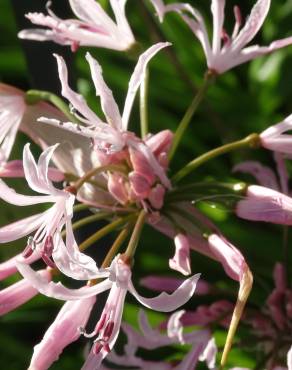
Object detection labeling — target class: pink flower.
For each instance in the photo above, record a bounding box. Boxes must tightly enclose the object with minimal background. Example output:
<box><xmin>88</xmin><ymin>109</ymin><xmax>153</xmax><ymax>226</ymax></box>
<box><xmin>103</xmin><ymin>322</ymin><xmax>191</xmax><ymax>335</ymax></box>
<box><xmin>151</xmin><ymin>0</ymin><xmax>292</xmax><ymax>74</ymax></box>
<box><xmin>0</xmin><ymin>144</ymin><xmax>82</xmax><ymax>270</ymax></box>
<box><xmin>0</xmin><ymin>269</ymin><xmax>51</xmax><ymax>316</ymax></box>
<box><xmin>38</xmin><ymin>44</ymin><xmax>171</xmax><ymax>192</ymax></box>
<box><xmin>28</xmin><ymin>296</ymin><xmax>96</xmax><ymax>370</ymax></box>
<box><xmin>236</xmin><ymin>185</ymin><xmax>292</xmax><ymax>225</ymax></box>
<box><xmin>16</xmin><ymin>255</ymin><xmax>200</xmax><ymax>368</ymax></box>
<box><xmin>18</xmin><ymin>0</ymin><xmax>135</xmax><ymax>52</ymax></box>
<box><xmin>260</xmin><ymin>114</ymin><xmax>292</xmax><ymax>154</ymax></box>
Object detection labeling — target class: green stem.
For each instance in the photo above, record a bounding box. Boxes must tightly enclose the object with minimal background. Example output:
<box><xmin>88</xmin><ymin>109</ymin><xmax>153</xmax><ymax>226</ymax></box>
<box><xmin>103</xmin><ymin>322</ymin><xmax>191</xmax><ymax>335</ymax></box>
<box><xmin>124</xmin><ymin>210</ymin><xmax>147</xmax><ymax>259</ymax></box>
<box><xmin>61</xmin><ymin>212</ymin><xmax>110</xmax><ymax>239</ymax></box>
<box><xmin>172</xmin><ymin>133</ymin><xmax>260</xmax><ymax>183</ymax></box>
<box><xmin>169</xmin><ymin>71</ymin><xmax>216</xmax><ymax>161</ymax></box>
<box><xmin>73</xmin><ymin>203</ymin><xmax>90</xmax><ymax>213</ymax></box>
<box><xmin>140</xmin><ymin>68</ymin><xmax>149</xmax><ymax>139</ymax></box>
<box><xmin>79</xmin><ymin>214</ymin><xmax>136</xmax><ymax>252</ymax></box>
<box><xmin>25</xmin><ymin>90</ymin><xmax>76</xmax><ymax>122</ymax></box>
<box><xmin>101</xmin><ymin>225</ymin><xmax>132</xmax><ymax>268</ymax></box>
<box><xmin>72</xmin><ymin>212</ymin><xmax>110</xmax><ymax>231</ymax></box>
<box><xmin>74</xmin><ymin>164</ymin><xmax>128</xmax><ymax>190</ymax></box>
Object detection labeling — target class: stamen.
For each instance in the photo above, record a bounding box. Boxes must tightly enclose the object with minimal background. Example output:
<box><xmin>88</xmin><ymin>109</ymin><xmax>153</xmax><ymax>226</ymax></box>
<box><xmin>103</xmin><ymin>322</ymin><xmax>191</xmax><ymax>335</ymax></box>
<box><xmin>93</xmin><ymin>342</ymin><xmax>103</xmax><ymax>355</ymax></box>
<box><xmin>69</xmin><ymin>105</ymin><xmax>91</xmax><ymax>125</ymax></box>
<box><xmin>95</xmin><ymin>314</ymin><xmax>107</xmax><ymax>332</ymax></box>
<box><xmin>22</xmin><ymin>236</ymin><xmax>36</xmax><ymax>258</ymax></box>
<box><xmin>103</xmin><ymin>321</ymin><xmax>114</xmax><ymax>340</ymax></box>
<box><xmin>41</xmin><ymin>253</ymin><xmax>56</xmax><ymax>268</ymax></box>
<box><xmin>221</xmin><ymin>29</ymin><xmax>231</xmax><ymax>47</ymax></box>
<box><xmin>42</xmin><ymin>236</ymin><xmax>56</xmax><ymax>268</ymax></box>
<box><xmin>43</xmin><ymin>235</ymin><xmax>54</xmax><ymax>255</ymax></box>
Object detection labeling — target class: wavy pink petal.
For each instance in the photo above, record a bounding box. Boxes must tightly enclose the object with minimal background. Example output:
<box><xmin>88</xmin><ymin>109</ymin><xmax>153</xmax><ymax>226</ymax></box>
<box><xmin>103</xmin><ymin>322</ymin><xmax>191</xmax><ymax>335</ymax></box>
<box><xmin>128</xmin><ymin>273</ymin><xmax>200</xmax><ymax>312</ymax></box>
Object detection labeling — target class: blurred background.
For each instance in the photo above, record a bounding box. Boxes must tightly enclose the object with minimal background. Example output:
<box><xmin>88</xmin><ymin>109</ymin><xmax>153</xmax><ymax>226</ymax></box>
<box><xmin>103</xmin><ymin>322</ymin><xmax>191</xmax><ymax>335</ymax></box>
<box><xmin>1</xmin><ymin>0</ymin><xmax>292</xmax><ymax>368</ymax></box>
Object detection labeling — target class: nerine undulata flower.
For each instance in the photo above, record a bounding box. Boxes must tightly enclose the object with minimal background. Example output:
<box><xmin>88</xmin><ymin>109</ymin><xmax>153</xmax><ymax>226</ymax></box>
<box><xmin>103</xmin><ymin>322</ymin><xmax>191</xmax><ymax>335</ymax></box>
<box><xmin>150</xmin><ymin>0</ymin><xmax>292</xmax><ymax>74</ymax></box>
<box><xmin>18</xmin><ymin>0</ymin><xmax>135</xmax><ymax>52</ymax></box>
<box><xmin>0</xmin><ymin>144</ymin><xmax>75</xmax><ymax>268</ymax></box>
<box><xmin>38</xmin><ymin>43</ymin><xmax>172</xmax><ymax>210</ymax></box>
<box><xmin>15</xmin><ymin>255</ymin><xmax>200</xmax><ymax>369</ymax></box>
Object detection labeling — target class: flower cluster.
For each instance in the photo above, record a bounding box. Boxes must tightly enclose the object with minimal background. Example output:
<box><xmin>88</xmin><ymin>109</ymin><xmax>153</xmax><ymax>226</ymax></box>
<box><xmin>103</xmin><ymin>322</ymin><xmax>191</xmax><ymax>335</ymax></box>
<box><xmin>0</xmin><ymin>0</ymin><xmax>292</xmax><ymax>369</ymax></box>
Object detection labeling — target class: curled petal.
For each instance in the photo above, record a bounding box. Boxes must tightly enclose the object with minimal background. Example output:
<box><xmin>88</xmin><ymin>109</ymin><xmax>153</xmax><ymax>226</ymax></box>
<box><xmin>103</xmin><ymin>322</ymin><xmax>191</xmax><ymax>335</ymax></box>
<box><xmin>198</xmin><ymin>337</ymin><xmax>217</xmax><ymax>369</ymax></box>
<box><xmin>0</xmin><ymin>178</ymin><xmax>54</xmax><ymax>206</ymax></box>
<box><xmin>54</xmin><ymin>54</ymin><xmax>100</xmax><ymax>124</ymax></box>
<box><xmin>85</xmin><ymin>52</ymin><xmax>122</xmax><ymax>130</ymax></box>
<box><xmin>128</xmin><ymin>273</ymin><xmax>200</xmax><ymax>312</ymax></box>
<box><xmin>167</xmin><ymin>310</ymin><xmax>185</xmax><ymax>344</ymax></box>
<box><xmin>208</xmin><ymin>234</ymin><xmax>245</xmax><ymax>282</ymax></box>
<box><xmin>122</xmin><ymin>42</ymin><xmax>171</xmax><ymax>130</ymax></box>
<box><xmin>16</xmin><ymin>260</ymin><xmax>111</xmax><ymax>300</ymax></box>
<box><xmin>52</xmin><ymin>227</ymin><xmax>108</xmax><ymax>281</ymax></box>
<box><xmin>233</xmin><ymin>160</ymin><xmax>279</xmax><ymax>190</ymax></box>
<box><xmin>169</xmin><ymin>234</ymin><xmax>191</xmax><ymax>276</ymax></box>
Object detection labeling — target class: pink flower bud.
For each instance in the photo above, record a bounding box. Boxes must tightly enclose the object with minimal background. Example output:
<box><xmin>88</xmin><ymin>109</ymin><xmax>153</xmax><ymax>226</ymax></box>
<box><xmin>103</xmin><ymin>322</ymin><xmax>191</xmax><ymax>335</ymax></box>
<box><xmin>128</xmin><ymin>171</ymin><xmax>151</xmax><ymax>199</ymax></box>
<box><xmin>107</xmin><ymin>173</ymin><xmax>129</xmax><ymax>205</ymax></box>
<box><xmin>146</xmin><ymin>130</ymin><xmax>173</xmax><ymax>158</ymax></box>
<box><xmin>148</xmin><ymin>184</ymin><xmax>165</xmax><ymax>209</ymax></box>
<box><xmin>129</xmin><ymin>147</ymin><xmax>155</xmax><ymax>185</ymax></box>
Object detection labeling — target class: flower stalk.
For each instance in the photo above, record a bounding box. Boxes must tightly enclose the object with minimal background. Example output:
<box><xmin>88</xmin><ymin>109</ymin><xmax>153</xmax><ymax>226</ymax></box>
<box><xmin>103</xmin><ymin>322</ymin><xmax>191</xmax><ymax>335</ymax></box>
<box><xmin>79</xmin><ymin>214</ymin><xmax>137</xmax><ymax>252</ymax></box>
<box><xmin>124</xmin><ymin>210</ymin><xmax>147</xmax><ymax>259</ymax></box>
<box><xmin>172</xmin><ymin>133</ymin><xmax>260</xmax><ymax>183</ymax></box>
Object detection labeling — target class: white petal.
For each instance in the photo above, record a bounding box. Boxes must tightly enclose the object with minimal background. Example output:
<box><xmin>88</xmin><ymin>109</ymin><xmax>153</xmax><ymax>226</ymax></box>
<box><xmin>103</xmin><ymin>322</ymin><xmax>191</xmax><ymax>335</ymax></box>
<box><xmin>54</xmin><ymin>54</ymin><xmax>101</xmax><ymax>124</ymax></box>
<box><xmin>85</xmin><ymin>52</ymin><xmax>122</xmax><ymax>129</ymax></box>
<box><xmin>16</xmin><ymin>260</ymin><xmax>112</xmax><ymax>300</ymax></box>
<box><xmin>53</xmin><ymin>224</ymin><xmax>108</xmax><ymax>280</ymax></box>
<box><xmin>211</xmin><ymin>0</ymin><xmax>225</xmax><ymax>54</ymax></box>
<box><xmin>0</xmin><ymin>178</ymin><xmax>54</xmax><ymax>206</ymax></box>
<box><xmin>0</xmin><ymin>212</ymin><xmax>47</xmax><ymax>243</ymax></box>
<box><xmin>122</xmin><ymin>42</ymin><xmax>171</xmax><ymax>130</ymax></box>
<box><xmin>129</xmin><ymin>273</ymin><xmax>200</xmax><ymax>312</ymax></box>
<box><xmin>232</xmin><ymin>0</ymin><xmax>271</xmax><ymax>51</ymax></box>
